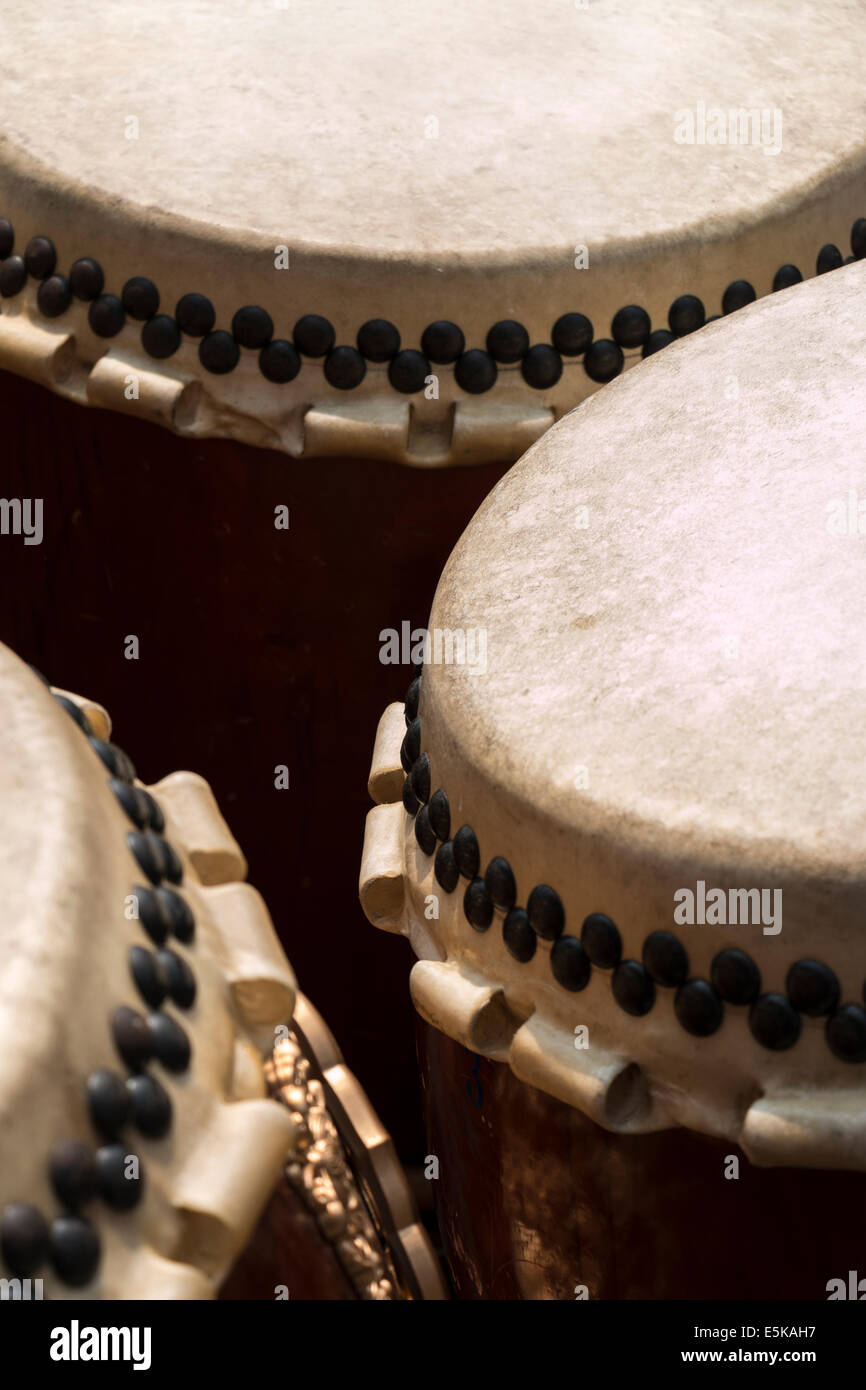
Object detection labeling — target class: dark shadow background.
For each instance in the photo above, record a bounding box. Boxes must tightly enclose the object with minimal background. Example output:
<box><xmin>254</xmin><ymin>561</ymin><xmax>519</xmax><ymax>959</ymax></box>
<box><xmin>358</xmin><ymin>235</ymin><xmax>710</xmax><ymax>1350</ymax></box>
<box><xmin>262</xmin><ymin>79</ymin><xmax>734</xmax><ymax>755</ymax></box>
<box><xmin>0</xmin><ymin>366</ymin><xmax>509</xmax><ymax>1164</ymax></box>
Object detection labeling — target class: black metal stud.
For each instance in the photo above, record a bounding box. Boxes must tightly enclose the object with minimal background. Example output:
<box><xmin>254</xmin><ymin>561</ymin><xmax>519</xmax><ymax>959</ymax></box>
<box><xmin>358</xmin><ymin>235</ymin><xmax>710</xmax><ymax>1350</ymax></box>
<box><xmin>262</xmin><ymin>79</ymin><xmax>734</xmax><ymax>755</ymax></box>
<box><xmin>552</xmin><ymin>313</ymin><xmax>592</xmax><ymax>357</ymax></box>
<box><xmin>414</xmin><ymin>804</ymin><xmax>437</xmax><ymax>856</ymax></box>
<box><xmin>434</xmin><ymin>840</ymin><xmax>459</xmax><ymax>893</ymax></box>
<box><xmin>486</xmin><ymin>320</ymin><xmax>529</xmax><ymax>363</ymax></box>
<box><xmin>484</xmin><ymin>857</ymin><xmax>516</xmax><ymax>913</ymax></box>
<box><xmin>464</xmin><ymin>878</ymin><xmax>493</xmax><ymax>931</ymax></box>
<box><xmin>612</xmin><ymin>960</ymin><xmax>655</xmax><ymax>1016</ymax></box>
<box><xmin>409</xmin><ymin>753</ymin><xmax>431</xmax><ymax>805</ymax></box>
<box><xmin>642</xmin><ymin>930</ymin><xmax>688</xmax><ymax>986</ymax></box>
<box><xmin>826</xmin><ymin>1004</ymin><xmax>866</xmax><ymax>1063</ymax></box>
<box><xmin>156</xmin><ymin>887</ymin><xmax>195</xmax><ymax>944</ymax></box>
<box><xmin>112</xmin><ymin>1004</ymin><xmax>154</xmax><ymax>1071</ymax></box>
<box><xmin>133</xmin><ymin>885</ymin><xmax>170</xmax><ymax>946</ymax></box>
<box><xmin>127</xmin><ymin>831</ymin><xmax>164</xmax><ymax>885</ymax></box>
<box><xmin>452</xmin><ymin>825</ymin><xmax>480</xmax><ymax>879</ymax></box>
<box><xmin>90</xmin><ymin>736</ymin><xmax>135</xmax><ymax>781</ymax></box>
<box><xmin>50</xmin><ymin>1215</ymin><xmax>100</xmax><ymax>1287</ymax></box>
<box><xmin>710</xmin><ymin>948</ymin><xmax>760</xmax><ymax>1005</ymax></box>
<box><xmin>127</xmin><ymin>1074</ymin><xmax>173</xmax><ymax>1139</ymax></box>
<box><xmin>121</xmin><ymin>277</ymin><xmax>159</xmax><ymax>320</ymax></box>
<box><xmin>749</xmin><ymin>993</ymin><xmax>801</xmax><ymax>1051</ymax></box>
<box><xmin>785</xmin><ymin>959</ymin><xmax>840</xmax><ymax>1018</ymax></box>
<box><xmin>388</xmin><ymin>349</ymin><xmax>430</xmax><ymax>393</ymax></box>
<box><xmin>69</xmin><ymin>257</ymin><xmax>105</xmax><ymax>300</ymax></box>
<box><xmin>722</xmin><ymin>280</ymin><xmax>756</xmax><ymax>314</ymax></box>
<box><xmin>551</xmin><ymin>935</ymin><xmax>591</xmax><ymax>992</ymax></box>
<box><xmin>260</xmin><ymin>339</ymin><xmax>301</xmax><ymax>383</ymax></box>
<box><xmin>521</xmin><ymin>344</ymin><xmax>562</xmax><ymax>389</ymax></box>
<box><xmin>86</xmin><ymin>1069</ymin><xmax>132</xmax><ymax>1139</ymax></box>
<box><xmin>37</xmin><ymin>273</ymin><xmax>72</xmax><ymax>318</ymax></box>
<box><xmin>88</xmin><ymin>293</ymin><xmax>125</xmax><ymax>337</ymax></box>
<box><xmin>428</xmin><ymin>789</ymin><xmax>450</xmax><ymax>842</ymax></box>
<box><xmin>156</xmin><ymin>837</ymin><xmax>183</xmax><ymax>885</ymax></box>
<box><xmin>527</xmin><ymin>884</ymin><xmax>564</xmax><ymax>940</ymax></box>
<box><xmin>0</xmin><ymin>217</ymin><xmax>13</xmax><ymax>258</ymax></box>
<box><xmin>668</xmin><ymin>294</ymin><xmax>705</xmax><ymax>336</ymax></box>
<box><xmin>129</xmin><ymin>945</ymin><xmax>169</xmax><ymax>1009</ymax></box>
<box><xmin>674</xmin><ymin>979</ymin><xmax>724</xmax><ymax>1037</ymax></box>
<box><xmin>199</xmin><ymin>329</ymin><xmax>240</xmax><ymax>374</ymax></box>
<box><xmin>96</xmin><ymin>1144</ymin><xmax>145</xmax><ymax>1210</ymax></box>
<box><xmin>142</xmin><ymin>791</ymin><xmax>165</xmax><ymax>834</ymax></box>
<box><xmin>421</xmin><ymin>320</ymin><xmax>464</xmax><ymax>364</ymax></box>
<box><xmin>404</xmin><ymin>676</ymin><xmax>421</xmax><ymax>724</ymax></box>
<box><xmin>1</xmin><ymin>1203</ymin><xmax>49</xmax><ymax>1277</ymax></box>
<box><xmin>611</xmin><ymin>305</ymin><xmax>651</xmax><ymax>348</ymax></box>
<box><xmin>581</xmin><ymin>913</ymin><xmax>622</xmax><ymax>969</ymax></box>
<box><xmin>158</xmin><ymin>948</ymin><xmax>197</xmax><ymax>1009</ymax></box>
<box><xmin>231</xmin><ymin>304</ymin><xmax>273</xmax><ymax>349</ymax></box>
<box><xmin>0</xmin><ymin>255</ymin><xmax>27</xmax><ymax>297</ymax></box>
<box><xmin>24</xmin><ymin>235</ymin><xmax>56</xmax><ymax>279</ymax></box>
<box><xmin>455</xmin><ymin>349</ymin><xmax>497</xmax><ymax>394</ymax></box>
<box><xmin>358</xmin><ymin>319</ymin><xmax>400</xmax><ymax>362</ymax></box>
<box><xmin>142</xmin><ymin>314</ymin><xmax>181</xmax><ymax>359</ymax></box>
<box><xmin>54</xmin><ymin>692</ymin><xmax>91</xmax><ymax>733</ymax></box>
<box><xmin>851</xmin><ymin>218</ymin><xmax>866</xmax><ymax>260</ymax></box>
<box><xmin>772</xmin><ymin>264</ymin><xmax>802</xmax><ymax>292</ymax></box>
<box><xmin>642</xmin><ymin>328</ymin><xmax>675</xmax><ymax>357</ymax></box>
<box><xmin>584</xmin><ymin>339</ymin><xmax>623</xmax><ymax>382</ymax></box>
<box><xmin>148</xmin><ymin>1012</ymin><xmax>191</xmax><ymax>1073</ymax></box>
<box><xmin>175</xmin><ymin>292</ymin><xmax>215</xmax><ymax>337</ymax></box>
<box><xmin>48</xmin><ymin>1139</ymin><xmax>99</xmax><ymax>1209</ymax></box>
<box><xmin>402</xmin><ymin>776</ymin><xmax>420</xmax><ymax>816</ymax></box>
<box><xmin>816</xmin><ymin>243</ymin><xmax>843</xmax><ymax>275</ymax></box>
<box><xmin>402</xmin><ymin>716</ymin><xmax>421</xmax><ymax>771</ymax></box>
<box><xmin>325</xmin><ymin>345</ymin><xmax>366</xmax><ymax>389</ymax></box>
<box><xmin>294</xmin><ymin>314</ymin><xmax>335</xmax><ymax>357</ymax></box>
<box><xmin>503</xmin><ymin>907</ymin><xmax>536</xmax><ymax>963</ymax></box>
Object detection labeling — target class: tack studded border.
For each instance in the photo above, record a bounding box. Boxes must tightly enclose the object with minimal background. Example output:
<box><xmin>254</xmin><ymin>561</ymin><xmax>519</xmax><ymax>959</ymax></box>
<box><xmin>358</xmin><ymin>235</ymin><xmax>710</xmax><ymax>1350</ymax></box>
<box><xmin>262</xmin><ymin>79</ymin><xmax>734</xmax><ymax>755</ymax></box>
<box><xmin>400</xmin><ymin>671</ymin><xmax>866</xmax><ymax>1065</ymax></box>
<box><xmin>0</xmin><ymin>674</ymin><xmax>197</xmax><ymax>1290</ymax></box>
<box><xmin>1</xmin><ymin>217</ymin><xmax>865</xmax><ymax>395</ymax></box>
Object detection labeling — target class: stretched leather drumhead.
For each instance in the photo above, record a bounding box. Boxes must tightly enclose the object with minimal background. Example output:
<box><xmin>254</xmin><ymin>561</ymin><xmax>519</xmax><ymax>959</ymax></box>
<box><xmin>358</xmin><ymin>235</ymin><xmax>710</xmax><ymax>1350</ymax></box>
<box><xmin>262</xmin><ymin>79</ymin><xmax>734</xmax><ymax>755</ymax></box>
<box><xmin>362</xmin><ymin>258</ymin><xmax>866</xmax><ymax>1170</ymax></box>
<box><xmin>0</xmin><ymin>0</ymin><xmax>865</xmax><ymax>462</ymax></box>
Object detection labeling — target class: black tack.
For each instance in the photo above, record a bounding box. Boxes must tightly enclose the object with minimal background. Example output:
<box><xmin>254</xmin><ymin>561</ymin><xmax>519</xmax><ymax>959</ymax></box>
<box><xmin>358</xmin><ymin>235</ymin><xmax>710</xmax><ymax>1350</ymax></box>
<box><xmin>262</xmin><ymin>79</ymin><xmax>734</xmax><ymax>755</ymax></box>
<box><xmin>826</xmin><ymin>1004</ymin><xmax>866</xmax><ymax>1064</ymax></box>
<box><xmin>50</xmin><ymin>1215</ymin><xmax>100</xmax><ymax>1287</ymax></box>
<box><xmin>0</xmin><ymin>217</ymin><xmax>13</xmax><ymax>258</ymax></box>
<box><xmin>772</xmin><ymin>264</ymin><xmax>803</xmax><ymax>292</ymax></box>
<box><xmin>409</xmin><ymin>753</ymin><xmax>431</xmax><ymax>805</ymax></box>
<box><xmin>420</xmin><ymin>320</ymin><xmax>464</xmax><ymax>364</ymax></box>
<box><xmin>642</xmin><ymin>328</ymin><xmax>675</xmax><ymax>357</ymax></box>
<box><xmin>142</xmin><ymin>314</ymin><xmax>181</xmax><ymax>359</ymax></box>
<box><xmin>127</xmin><ymin>1074</ymin><xmax>173</xmax><ymax>1140</ymax></box>
<box><xmin>86</xmin><ymin>1068</ymin><xmax>133</xmax><ymax>1140</ymax></box>
<box><xmin>388</xmin><ymin>348</ymin><xmax>430</xmax><ymax>393</ymax></box>
<box><xmin>749</xmin><ymin>993</ymin><xmax>801</xmax><ymax>1051</ymax></box>
<box><xmin>464</xmin><ymin>878</ymin><xmax>494</xmax><ymax>931</ymax></box>
<box><xmin>24</xmin><ymin>235</ymin><xmax>56</xmax><ymax>279</ymax></box>
<box><xmin>96</xmin><ymin>1144</ymin><xmax>145</xmax><ymax>1210</ymax></box>
<box><xmin>231</xmin><ymin>304</ymin><xmax>274</xmax><ymax>349</ymax></box>
<box><xmin>37</xmin><ymin>273</ymin><xmax>72</xmax><ymax>318</ymax></box>
<box><xmin>452</xmin><ymin>825</ymin><xmax>480</xmax><ymax>879</ymax></box>
<box><xmin>404</xmin><ymin>675</ymin><xmax>421</xmax><ymax>723</ymax></box>
<box><xmin>0</xmin><ymin>255</ymin><xmax>27</xmax><ymax>297</ymax></box>
<box><xmin>674</xmin><ymin>979</ymin><xmax>724</xmax><ymax>1037</ymax></box>
<box><xmin>611</xmin><ymin>304</ymin><xmax>650</xmax><ymax>348</ymax></box>
<box><xmin>259</xmin><ymin>339</ymin><xmax>301</xmax><ymax>383</ymax></box>
<box><xmin>402</xmin><ymin>775</ymin><xmax>420</xmax><ymax>816</ymax></box>
<box><xmin>581</xmin><ymin>912</ymin><xmax>622</xmax><ymax>969</ymax></box>
<box><xmin>785</xmin><ymin>959</ymin><xmax>839</xmax><ymax>1018</ymax></box>
<box><xmin>851</xmin><ymin>217</ymin><xmax>866</xmax><ymax>259</ymax></box>
<box><xmin>551</xmin><ymin>935</ymin><xmax>591</xmax><ymax>992</ymax></box>
<box><xmin>1</xmin><ymin>1203</ymin><xmax>50</xmax><ymax>1277</ymax></box>
<box><xmin>428</xmin><ymin>788</ymin><xmax>451</xmax><ymax>842</ymax></box>
<box><xmin>155</xmin><ymin>887</ymin><xmax>195</xmax><ymax>944</ymax></box>
<box><xmin>612</xmin><ymin>960</ymin><xmax>655</xmax><ymax>1016</ymax></box>
<box><xmin>175</xmin><ymin>291</ymin><xmax>215</xmax><ymax>337</ymax></box>
<box><xmin>503</xmin><ymin>907</ymin><xmax>536</xmax><ymax>963</ymax></box>
<box><xmin>324</xmin><ymin>345</ymin><xmax>366</xmax><ymax>390</ymax></box>
<box><xmin>486</xmin><ymin>320</ymin><xmax>529</xmax><ymax>363</ymax></box>
<box><xmin>434</xmin><ymin>840</ymin><xmax>459</xmax><ymax>894</ymax></box>
<box><xmin>127</xmin><ymin>830</ymin><xmax>164</xmax><ymax>885</ymax></box>
<box><xmin>112</xmin><ymin>1003</ymin><xmax>154</xmax><ymax>1072</ymax></box>
<box><xmin>668</xmin><ymin>294</ymin><xmax>705</xmax><ymax>336</ymax></box>
<box><xmin>293</xmin><ymin>314</ymin><xmax>335</xmax><ymax>357</ymax></box>
<box><xmin>357</xmin><ymin>318</ymin><xmax>400</xmax><ymax>362</ymax></box>
<box><xmin>53</xmin><ymin>692</ymin><xmax>91</xmax><ymax>734</ymax></box>
<box><xmin>414</xmin><ymin>804</ymin><xmax>437</xmax><ymax>856</ymax></box>
<box><xmin>521</xmin><ymin>344</ymin><xmax>562</xmax><ymax>389</ymax></box>
<box><xmin>583</xmin><ymin>338</ymin><xmax>623</xmax><ymax>383</ymax></box>
<box><xmin>721</xmin><ymin>280</ymin><xmax>756</xmax><ymax>315</ymax></box>
<box><xmin>69</xmin><ymin>257</ymin><xmax>105</xmax><ymax>301</ymax></box>
<box><xmin>121</xmin><ymin>276</ymin><xmax>160</xmax><ymax>320</ymax></box>
<box><xmin>527</xmin><ymin>884</ymin><xmax>564</xmax><ymax>941</ymax></box>
<box><xmin>642</xmin><ymin>930</ymin><xmax>688</xmax><ymax>987</ymax></box>
<box><xmin>129</xmin><ymin>944</ymin><xmax>169</xmax><ymax>1009</ymax></box>
<box><xmin>157</xmin><ymin>948</ymin><xmax>197</xmax><ymax>1010</ymax></box>
<box><xmin>133</xmin><ymin>885</ymin><xmax>170</xmax><ymax>946</ymax></box>
<box><xmin>484</xmin><ymin>857</ymin><xmax>516</xmax><ymax>913</ymax></box>
<box><xmin>48</xmin><ymin>1139</ymin><xmax>99</xmax><ymax>1209</ymax></box>
<box><xmin>148</xmin><ymin>1011</ymin><xmax>192</xmax><ymax>1073</ymax></box>
<box><xmin>199</xmin><ymin>329</ymin><xmax>240</xmax><ymax>374</ymax></box>
<box><xmin>710</xmin><ymin>948</ymin><xmax>760</xmax><ymax>1005</ymax></box>
<box><xmin>90</xmin><ymin>736</ymin><xmax>136</xmax><ymax>781</ymax></box>
<box><xmin>88</xmin><ymin>293</ymin><xmax>126</xmax><ymax>338</ymax></box>
<box><xmin>551</xmin><ymin>312</ymin><xmax>592</xmax><ymax>357</ymax></box>
<box><xmin>816</xmin><ymin>243</ymin><xmax>843</xmax><ymax>275</ymax></box>
<box><xmin>454</xmin><ymin>349</ymin><xmax>497</xmax><ymax>394</ymax></box>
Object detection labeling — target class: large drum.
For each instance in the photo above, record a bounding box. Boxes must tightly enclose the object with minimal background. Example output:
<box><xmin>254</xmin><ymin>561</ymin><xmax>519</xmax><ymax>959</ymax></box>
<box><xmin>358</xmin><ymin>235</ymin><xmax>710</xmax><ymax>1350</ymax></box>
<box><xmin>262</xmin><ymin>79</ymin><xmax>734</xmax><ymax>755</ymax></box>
<box><xmin>0</xmin><ymin>646</ymin><xmax>443</xmax><ymax>1299</ymax></box>
<box><xmin>361</xmin><ymin>256</ymin><xmax>866</xmax><ymax>1299</ymax></box>
<box><xmin>1</xmin><ymin>0</ymin><xmax>866</xmax><ymax>1162</ymax></box>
